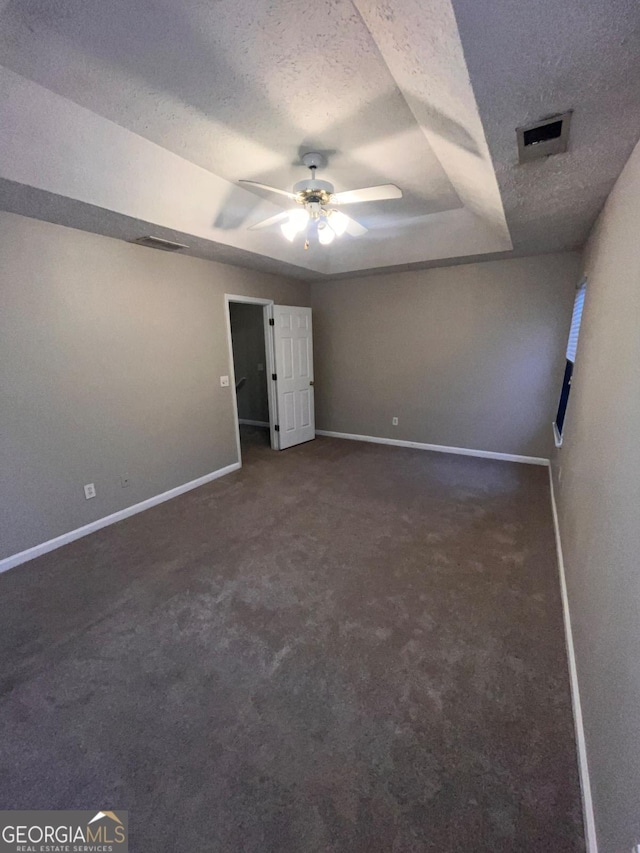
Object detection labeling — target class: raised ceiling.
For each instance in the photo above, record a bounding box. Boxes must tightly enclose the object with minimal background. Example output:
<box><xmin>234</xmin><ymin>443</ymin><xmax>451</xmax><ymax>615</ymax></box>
<box><xmin>0</xmin><ymin>0</ymin><xmax>638</xmax><ymax>279</ymax></box>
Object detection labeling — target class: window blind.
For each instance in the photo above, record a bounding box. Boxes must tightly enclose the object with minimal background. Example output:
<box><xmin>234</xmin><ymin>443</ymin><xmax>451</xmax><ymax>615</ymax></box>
<box><xmin>566</xmin><ymin>281</ymin><xmax>586</xmax><ymax>363</ymax></box>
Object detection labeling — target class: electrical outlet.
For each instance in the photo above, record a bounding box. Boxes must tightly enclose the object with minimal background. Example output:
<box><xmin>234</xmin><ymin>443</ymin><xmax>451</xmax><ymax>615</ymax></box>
<box><xmin>257</xmin><ymin>363</ymin><xmax>264</xmax><ymax>372</ymax></box>
<box><xmin>392</xmin><ymin>417</ymin><xmax>399</xmax><ymax>426</ymax></box>
<box><xmin>84</xmin><ymin>483</ymin><xmax>96</xmax><ymax>500</ymax></box>
<box><xmin>220</xmin><ymin>375</ymin><xmax>230</xmax><ymax>387</ymax></box>
<box><xmin>121</xmin><ymin>473</ymin><xmax>130</xmax><ymax>488</ymax></box>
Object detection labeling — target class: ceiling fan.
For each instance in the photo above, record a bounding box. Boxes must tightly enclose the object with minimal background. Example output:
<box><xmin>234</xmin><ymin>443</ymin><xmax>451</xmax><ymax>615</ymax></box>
<box><xmin>239</xmin><ymin>152</ymin><xmax>402</xmax><ymax>247</ymax></box>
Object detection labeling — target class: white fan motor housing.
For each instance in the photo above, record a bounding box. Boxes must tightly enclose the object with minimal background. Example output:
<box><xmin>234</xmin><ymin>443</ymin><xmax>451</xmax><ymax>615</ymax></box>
<box><xmin>293</xmin><ymin>178</ymin><xmax>334</xmax><ymax>195</ymax></box>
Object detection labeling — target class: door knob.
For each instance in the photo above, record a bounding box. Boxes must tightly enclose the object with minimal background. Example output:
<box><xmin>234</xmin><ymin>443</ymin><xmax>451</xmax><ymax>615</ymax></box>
<box><xmin>310</xmin><ymin>380</ymin><xmax>315</xmax><ymax>386</ymax></box>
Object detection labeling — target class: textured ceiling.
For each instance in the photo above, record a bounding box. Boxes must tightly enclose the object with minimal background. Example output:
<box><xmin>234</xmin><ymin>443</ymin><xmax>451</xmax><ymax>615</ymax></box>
<box><xmin>0</xmin><ymin>0</ymin><xmax>638</xmax><ymax>279</ymax></box>
<box><xmin>454</xmin><ymin>0</ymin><xmax>640</xmax><ymax>256</ymax></box>
<box><xmin>0</xmin><ymin>0</ymin><xmax>456</xmax><ymax>209</ymax></box>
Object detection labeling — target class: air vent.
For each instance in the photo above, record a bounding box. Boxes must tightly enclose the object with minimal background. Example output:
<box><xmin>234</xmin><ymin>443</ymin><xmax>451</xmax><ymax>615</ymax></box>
<box><xmin>130</xmin><ymin>236</ymin><xmax>189</xmax><ymax>252</ymax></box>
<box><xmin>517</xmin><ymin>111</ymin><xmax>572</xmax><ymax>164</ymax></box>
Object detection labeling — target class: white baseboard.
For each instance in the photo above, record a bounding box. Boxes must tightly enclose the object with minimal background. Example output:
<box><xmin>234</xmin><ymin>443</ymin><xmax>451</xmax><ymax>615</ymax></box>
<box><xmin>0</xmin><ymin>462</ymin><xmax>241</xmax><ymax>575</ymax></box>
<box><xmin>238</xmin><ymin>419</ymin><xmax>270</xmax><ymax>428</ymax></box>
<box><xmin>548</xmin><ymin>467</ymin><xmax>598</xmax><ymax>853</ymax></box>
<box><xmin>315</xmin><ymin>430</ymin><xmax>549</xmax><ymax>466</ymax></box>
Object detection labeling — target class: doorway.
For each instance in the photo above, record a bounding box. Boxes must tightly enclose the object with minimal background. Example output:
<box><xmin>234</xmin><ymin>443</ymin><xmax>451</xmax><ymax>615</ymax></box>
<box><xmin>230</xmin><ymin>301</ymin><xmax>270</xmax><ymax>452</ymax></box>
<box><xmin>225</xmin><ymin>295</ymin><xmax>276</xmax><ymax>461</ymax></box>
<box><xmin>225</xmin><ymin>294</ymin><xmax>316</xmax><ymax>464</ymax></box>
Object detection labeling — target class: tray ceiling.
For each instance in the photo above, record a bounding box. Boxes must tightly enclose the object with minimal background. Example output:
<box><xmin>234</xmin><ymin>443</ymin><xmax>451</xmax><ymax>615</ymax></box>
<box><xmin>0</xmin><ymin>0</ymin><xmax>638</xmax><ymax>279</ymax></box>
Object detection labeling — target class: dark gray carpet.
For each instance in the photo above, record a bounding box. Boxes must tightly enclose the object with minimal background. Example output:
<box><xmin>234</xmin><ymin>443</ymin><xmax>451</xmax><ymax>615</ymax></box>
<box><xmin>0</xmin><ymin>429</ymin><xmax>584</xmax><ymax>851</ymax></box>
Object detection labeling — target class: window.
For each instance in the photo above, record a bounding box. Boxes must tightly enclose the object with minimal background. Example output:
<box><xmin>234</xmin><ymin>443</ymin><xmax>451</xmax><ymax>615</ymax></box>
<box><xmin>554</xmin><ymin>280</ymin><xmax>587</xmax><ymax>446</ymax></box>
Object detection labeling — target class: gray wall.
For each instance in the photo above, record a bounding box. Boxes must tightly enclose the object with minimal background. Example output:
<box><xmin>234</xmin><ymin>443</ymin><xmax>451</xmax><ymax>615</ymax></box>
<box><xmin>554</xmin><ymin>139</ymin><xmax>640</xmax><ymax>852</ymax></box>
<box><xmin>230</xmin><ymin>302</ymin><xmax>269</xmax><ymax>424</ymax></box>
<box><xmin>310</xmin><ymin>253</ymin><xmax>580</xmax><ymax>458</ymax></box>
<box><xmin>0</xmin><ymin>212</ymin><xmax>307</xmax><ymax>560</ymax></box>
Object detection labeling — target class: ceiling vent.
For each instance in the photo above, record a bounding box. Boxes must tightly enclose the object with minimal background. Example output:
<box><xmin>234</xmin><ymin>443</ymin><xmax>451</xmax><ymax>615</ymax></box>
<box><xmin>130</xmin><ymin>235</ymin><xmax>189</xmax><ymax>252</ymax></box>
<box><xmin>517</xmin><ymin>111</ymin><xmax>572</xmax><ymax>164</ymax></box>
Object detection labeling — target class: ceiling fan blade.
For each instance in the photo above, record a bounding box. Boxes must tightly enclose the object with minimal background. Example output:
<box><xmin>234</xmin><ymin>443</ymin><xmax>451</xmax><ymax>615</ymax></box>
<box><xmin>248</xmin><ymin>211</ymin><xmax>290</xmax><ymax>231</ymax></box>
<box><xmin>344</xmin><ymin>216</ymin><xmax>368</xmax><ymax>237</ymax></box>
<box><xmin>331</xmin><ymin>184</ymin><xmax>403</xmax><ymax>204</ymax></box>
<box><xmin>239</xmin><ymin>180</ymin><xmax>297</xmax><ymax>200</ymax></box>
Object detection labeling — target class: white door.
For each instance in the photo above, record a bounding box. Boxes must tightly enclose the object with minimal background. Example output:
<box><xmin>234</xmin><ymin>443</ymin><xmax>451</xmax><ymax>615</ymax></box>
<box><xmin>272</xmin><ymin>305</ymin><xmax>315</xmax><ymax>449</ymax></box>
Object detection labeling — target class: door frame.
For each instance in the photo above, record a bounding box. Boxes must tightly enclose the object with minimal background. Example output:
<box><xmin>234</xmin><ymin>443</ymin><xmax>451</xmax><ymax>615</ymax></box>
<box><xmin>224</xmin><ymin>294</ymin><xmax>278</xmax><ymax>463</ymax></box>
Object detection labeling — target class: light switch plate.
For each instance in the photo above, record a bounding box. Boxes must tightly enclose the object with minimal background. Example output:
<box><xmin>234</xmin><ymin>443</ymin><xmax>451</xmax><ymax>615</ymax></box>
<box><xmin>220</xmin><ymin>375</ymin><xmax>230</xmax><ymax>387</ymax></box>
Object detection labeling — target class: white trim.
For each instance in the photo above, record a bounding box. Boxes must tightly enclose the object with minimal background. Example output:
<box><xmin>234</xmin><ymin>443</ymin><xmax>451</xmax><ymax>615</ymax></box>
<box><xmin>315</xmin><ymin>430</ymin><xmax>549</xmax><ymax>466</ymax></box>
<box><xmin>224</xmin><ymin>294</ymin><xmax>274</xmax><ymax>306</ymax></box>
<box><xmin>553</xmin><ymin>421</ymin><xmax>564</xmax><ymax>448</ymax></box>
<box><xmin>0</xmin><ymin>462</ymin><xmax>241</xmax><ymax>574</ymax></box>
<box><xmin>263</xmin><ymin>303</ymin><xmax>278</xmax><ymax>450</ymax></box>
<box><xmin>238</xmin><ymin>419</ymin><xmax>270</xmax><ymax>428</ymax></box>
<box><xmin>548</xmin><ymin>466</ymin><xmax>598</xmax><ymax>853</ymax></box>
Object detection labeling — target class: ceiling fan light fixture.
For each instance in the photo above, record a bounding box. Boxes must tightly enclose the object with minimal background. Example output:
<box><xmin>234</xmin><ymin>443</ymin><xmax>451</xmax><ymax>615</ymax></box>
<box><xmin>328</xmin><ymin>209</ymin><xmax>349</xmax><ymax>237</ymax></box>
<box><xmin>288</xmin><ymin>208</ymin><xmax>309</xmax><ymax>233</ymax></box>
<box><xmin>280</xmin><ymin>219</ymin><xmax>298</xmax><ymax>242</ymax></box>
<box><xmin>241</xmin><ymin>153</ymin><xmax>391</xmax><ymax>245</ymax></box>
<box><xmin>317</xmin><ymin>221</ymin><xmax>335</xmax><ymax>246</ymax></box>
